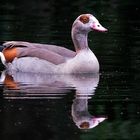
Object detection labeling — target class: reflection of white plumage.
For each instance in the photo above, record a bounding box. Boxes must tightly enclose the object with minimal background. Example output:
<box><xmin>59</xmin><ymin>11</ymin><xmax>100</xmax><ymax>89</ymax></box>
<box><xmin>71</xmin><ymin>74</ymin><xmax>106</xmax><ymax>129</ymax></box>
<box><xmin>0</xmin><ymin>70</ymin><xmax>106</xmax><ymax>129</ymax></box>
<box><xmin>0</xmin><ymin>14</ymin><xmax>107</xmax><ymax>74</ymax></box>
<box><xmin>0</xmin><ymin>71</ymin><xmax>99</xmax><ymax>94</ymax></box>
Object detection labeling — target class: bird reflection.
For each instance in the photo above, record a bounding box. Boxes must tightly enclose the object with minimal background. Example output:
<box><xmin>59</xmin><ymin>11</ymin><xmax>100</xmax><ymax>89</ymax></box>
<box><xmin>0</xmin><ymin>70</ymin><xmax>107</xmax><ymax>129</ymax></box>
<box><xmin>72</xmin><ymin>93</ymin><xmax>106</xmax><ymax>129</ymax></box>
<box><xmin>71</xmin><ymin>74</ymin><xmax>107</xmax><ymax>129</ymax></box>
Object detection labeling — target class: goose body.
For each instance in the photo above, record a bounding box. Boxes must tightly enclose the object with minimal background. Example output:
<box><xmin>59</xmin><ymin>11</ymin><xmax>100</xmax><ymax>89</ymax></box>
<box><xmin>0</xmin><ymin>14</ymin><xmax>107</xmax><ymax>74</ymax></box>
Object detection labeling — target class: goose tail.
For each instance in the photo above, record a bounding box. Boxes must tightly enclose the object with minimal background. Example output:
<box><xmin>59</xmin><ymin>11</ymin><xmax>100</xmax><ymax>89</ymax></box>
<box><xmin>0</xmin><ymin>43</ymin><xmax>7</xmax><ymax>66</ymax></box>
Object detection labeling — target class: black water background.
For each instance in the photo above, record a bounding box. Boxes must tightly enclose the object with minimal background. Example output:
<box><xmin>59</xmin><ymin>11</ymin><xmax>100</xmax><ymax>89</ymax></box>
<box><xmin>0</xmin><ymin>0</ymin><xmax>140</xmax><ymax>140</ymax></box>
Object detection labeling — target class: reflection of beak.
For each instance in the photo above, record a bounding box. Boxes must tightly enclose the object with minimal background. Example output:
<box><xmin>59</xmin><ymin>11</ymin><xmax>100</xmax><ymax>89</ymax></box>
<box><xmin>93</xmin><ymin>117</ymin><xmax>107</xmax><ymax>123</ymax></box>
<box><xmin>91</xmin><ymin>117</ymin><xmax>107</xmax><ymax>128</ymax></box>
<box><xmin>91</xmin><ymin>22</ymin><xmax>108</xmax><ymax>32</ymax></box>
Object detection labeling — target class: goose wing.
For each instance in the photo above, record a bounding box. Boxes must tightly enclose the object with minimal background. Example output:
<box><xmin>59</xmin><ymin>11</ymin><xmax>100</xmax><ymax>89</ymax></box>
<box><xmin>3</xmin><ymin>41</ymin><xmax>76</xmax><ymax>57</ymax></box>
<box><xmin>2</xmin><ymin>41</ymin><xmax>76</xmax><ymax>65</ymax></box>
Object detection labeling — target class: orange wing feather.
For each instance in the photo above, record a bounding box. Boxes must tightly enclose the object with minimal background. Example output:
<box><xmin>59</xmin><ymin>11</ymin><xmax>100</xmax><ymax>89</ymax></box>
<box><xmin>2</xmin><ymin>47</ymin><xmax>18</xmax><ymax>63</ymax></box>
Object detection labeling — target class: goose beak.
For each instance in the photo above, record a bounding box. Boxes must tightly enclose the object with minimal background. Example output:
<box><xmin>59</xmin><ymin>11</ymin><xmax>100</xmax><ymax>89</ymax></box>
<box><xmin>91</xmin><ymin>22</ymin><xmax>108</xmax><ymax>32</ymax></box>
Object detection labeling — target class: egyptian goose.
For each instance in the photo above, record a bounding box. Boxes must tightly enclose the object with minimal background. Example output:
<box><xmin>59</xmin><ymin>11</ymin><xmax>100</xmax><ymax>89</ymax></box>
<box><xmin>0</xmin><ymin>14</ymin><xmax>107</xmax><ymax>74</ymax></box>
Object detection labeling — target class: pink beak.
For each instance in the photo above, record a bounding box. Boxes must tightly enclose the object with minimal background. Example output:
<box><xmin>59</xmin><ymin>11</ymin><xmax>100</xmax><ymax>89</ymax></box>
<box><xmin>91</xmin><ymin>22</ymin><xmax>108</xmax><ymax>32</ymax></box>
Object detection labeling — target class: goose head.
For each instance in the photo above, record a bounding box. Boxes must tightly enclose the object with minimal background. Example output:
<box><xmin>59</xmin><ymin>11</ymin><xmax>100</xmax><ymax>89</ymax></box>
<box><xmin>72</xmin><ymin>14</ymin><xmax>107</xmax><ymax>33</ymax></box>
<box><xmin>71</xmin><ymin>14</ymin><xmax>107</xmax><ymax>51</ymax></box>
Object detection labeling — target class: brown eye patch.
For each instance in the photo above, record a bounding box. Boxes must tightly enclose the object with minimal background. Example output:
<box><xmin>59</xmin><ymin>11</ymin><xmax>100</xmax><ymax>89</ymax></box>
<box><xmin>79</xmin><ymin>15</ymin><xmax>90</xmax><ymax>24</ymax></box>
<box><xmin>79</xmin><ymin>122</ymin><xmax>90</xmax><ymax>129</ymax></box>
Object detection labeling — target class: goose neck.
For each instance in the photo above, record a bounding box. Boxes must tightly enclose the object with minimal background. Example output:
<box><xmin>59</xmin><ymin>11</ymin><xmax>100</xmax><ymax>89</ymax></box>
<box><xmin>72</xmin><ymin>30</ymin><xmax>89</xmax><ymax>52</ymax></box>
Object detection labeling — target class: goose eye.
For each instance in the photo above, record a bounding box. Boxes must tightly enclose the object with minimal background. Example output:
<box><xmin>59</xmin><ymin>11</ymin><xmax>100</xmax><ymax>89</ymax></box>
<box><xmin>79</xmin><ymin>15</ymin><xmax>89</xmax><ymax>24</ymax></box>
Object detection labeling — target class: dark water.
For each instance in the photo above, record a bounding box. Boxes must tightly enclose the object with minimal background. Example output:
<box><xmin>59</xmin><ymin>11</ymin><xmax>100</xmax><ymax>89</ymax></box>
<box><xmin>0</xmin><ymin>0</ymin><xmax>140</xmax><ymax>140</ymax></box>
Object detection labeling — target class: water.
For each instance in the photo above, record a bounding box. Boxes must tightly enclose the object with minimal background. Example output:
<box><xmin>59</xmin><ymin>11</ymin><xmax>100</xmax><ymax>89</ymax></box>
<box><xmin>0</xmin><ymin>0</ymin><xmax>140</xmax><ymax>139</ymax></box>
